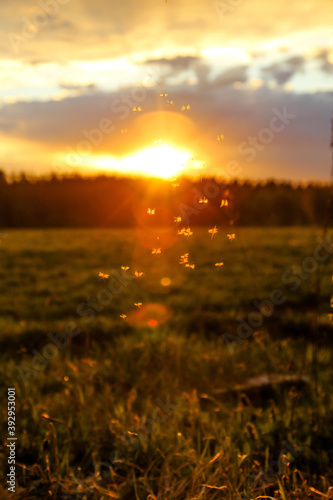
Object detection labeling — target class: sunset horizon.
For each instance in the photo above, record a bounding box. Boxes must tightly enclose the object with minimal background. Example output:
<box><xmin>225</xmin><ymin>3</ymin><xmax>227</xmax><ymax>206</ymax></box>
<box><xmin>1</xmin><ymin>0</ymin><xmax>333</xmax><ymax>182</ymax></box>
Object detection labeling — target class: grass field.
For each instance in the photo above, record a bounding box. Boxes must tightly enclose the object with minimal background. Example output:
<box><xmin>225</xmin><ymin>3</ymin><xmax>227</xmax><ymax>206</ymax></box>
<box><xmin>1</xmin><ymin>227</ymin><xmax>333</xmax><ymax>499</ymax></box>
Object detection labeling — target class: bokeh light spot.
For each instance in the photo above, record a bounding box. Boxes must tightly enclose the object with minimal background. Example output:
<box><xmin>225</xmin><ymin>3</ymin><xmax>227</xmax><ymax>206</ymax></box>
<box><xmin>126</xmin><ymin>303</ymin><xmax>172</xmax><ymax>328</ymax></box>
<box><xmin>160</xmin><ymin>277</ymin><xmax>171</xmax><ymax>287</ymax></box>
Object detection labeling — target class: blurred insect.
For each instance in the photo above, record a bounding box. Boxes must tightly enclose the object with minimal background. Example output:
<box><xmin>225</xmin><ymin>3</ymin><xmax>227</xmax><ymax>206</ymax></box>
<box><xmin>133</xmin><ymin>106</ymin><xmax>142</xmax><ymax>112</ymax></box>
<box><xmin>98</xmin><ymin>272</ymin><xmax>109</xmax><ymax>279</ymax></box>
<box><xmin>181</xmin><ymin>104</ymin><xmax>190</xmax><ymax>111</ymax></box>
<box><xmin>152</xmin><ymin>248</ymin><xmax>161</xmax><ymax>254</ymax></box>
<box><xmin>178</xmin><ymin>227</ymin><xmax>193</xmax><ymax>237</ymax></box>
<box><xmin>174</xmin><ymin>216</ymin><xmax>182</xmax><ymax>223</ymax></box>
<box><xmin>121</xmin><ymin>266</ymin><xmax>130</xmax><ymax>272</ymax></box>
<box><xmin>134</xmin><ymin>303</ymin><xmax>142</xmax><ymax>308</ymax></box>
<box><xmin>121</xmin><ymin>129</ymin><xmax>128</xmax><ymax>134</ymax></box>
<box><xmin>167</xmin><ymin>100</ymin><xmax>175</xmax><ymax>106</ymax></box>
<box><xmin>199</xmin><ymin>197</ymin><xmax>208</xmax><ymax>204</ymax></box>
<box><xmin>185</xmin><ymin>263</ymin><xmax>195</xmax><ymax>269</ymax></box>
<box><xmin>160</xmin><ymin>93</ymin><xmax>168</xmax><ymax>97</ymax></box>
<box><xmin>238</xmin><ymin>454</ymin><xmax>248</xmax><ymax>464</ymax></box>
<box><xmin>134</xmin><ymin>271</ymin><xmax>144</xmax><ymax>277</ymax></box>
<box><xmin>217</xmin><ymin>134</ymin><xmax>224</xmax><ymax>141</ymax></box>
<box><xmin>220</xmin><ymin>199</ymin><xmax>229</xmax><ymax>207</ymax></box>
<box><xmin>172</xmin><ymin>182</ymin><xmax>180</xmax><ymax>188</ymax></box>
<box><xmin>209</xmin><ymin>226</ymin><xmax>218</xmax><ymax>239</ymax></box>
<box><xmin>215</xmin><ymin>262</ymin><xmax>224</xmax><ymax>267</ymax></box>
<box><xmin>147</xmin><ymin>208</ymin><xmax>156</xmax><ymax>215</ymax></box>
<box><xmin>179</xmin><ymin>253</ymin><xmax>189</xmax><ymax>265</ymax></box>
<box><xmin>120</xmin><ymin>314</ymin><xmax>127</xmax><ymax>319</ymax></box>
<box><xmin>227</xmin><ymin>233</ymin><xmax>236</xmax><ymax>240</ymax></box>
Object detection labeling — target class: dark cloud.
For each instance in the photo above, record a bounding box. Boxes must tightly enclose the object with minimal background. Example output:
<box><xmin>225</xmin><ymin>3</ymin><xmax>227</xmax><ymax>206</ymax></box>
<box><xmin>59</xmin><ymin>82</ymin><xmax>96</xmax><ymax>91</ymax></box>
<box><xmin>144</xmin><ymin>55</ymin><xmax>247</xmax><ymax>88</ymax></box>
<box><xmin>315</xmin><ymin>49</ymin><xmax>333</xmax><ymax>74</ymax></box>
<box><xmin>144</xmin><ymin>56</ymin><xmax>200</xmax><ymax>70</ymax></box>
<box><xmin>211</xmin><ymin>65</ymin><xmax>248</xmax><ymax>88</ymax></box>
<box><xmin>261</xmin><ymin>55</ymin><xmax>305</xmax><ymax>85</ymax></box>
<box><xmin>193</xmin><ymin>61</ymin><xmax>211</xmax><ymax>86</ymax></box>
<box><xmin>143</xmin><ymin>56</ymin><xmax>201</xmax><ymax>79</ymax></box>
<box><xmin>142</xmin><ymin>55</ymin><xmax>211</xmax><ymax>86</ymax></box>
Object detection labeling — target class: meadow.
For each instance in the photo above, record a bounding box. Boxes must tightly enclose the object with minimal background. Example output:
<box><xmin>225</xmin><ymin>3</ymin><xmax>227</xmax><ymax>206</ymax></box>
<box><xmin>1</xmin><ymin>227</ymin><xmax>333</xmax><ymax>499</ymax></box>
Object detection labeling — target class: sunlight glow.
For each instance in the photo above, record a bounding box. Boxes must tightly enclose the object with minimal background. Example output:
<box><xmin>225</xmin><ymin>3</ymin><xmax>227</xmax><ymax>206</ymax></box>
<box><xmin>122</xmin><ymin>145</ymin><xmax>190</xmax><ymax>178</ymax></box>
<box><xmin>202</xmin><ymin>46</ymin><xmax>250</xmax><ymax>63</ymax></box>
<box><xmin>73</xmin><ymin>144</ymin><xmax>191</xmax><ymax>179</ymax></box>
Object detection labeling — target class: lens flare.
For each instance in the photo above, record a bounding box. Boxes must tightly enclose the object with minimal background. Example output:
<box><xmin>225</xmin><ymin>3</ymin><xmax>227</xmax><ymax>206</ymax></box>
<box><xmin>126</xmin><ymin>303</ymin><xmax>172</xmax><ymax>328</ymax></box>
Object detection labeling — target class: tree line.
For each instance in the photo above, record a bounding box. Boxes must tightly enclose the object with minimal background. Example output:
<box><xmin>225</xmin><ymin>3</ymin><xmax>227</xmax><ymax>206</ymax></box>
<box><xmin>0</xmin><ymin>172</ymin><xmax>331</xmax><ymax>228</ymax></box>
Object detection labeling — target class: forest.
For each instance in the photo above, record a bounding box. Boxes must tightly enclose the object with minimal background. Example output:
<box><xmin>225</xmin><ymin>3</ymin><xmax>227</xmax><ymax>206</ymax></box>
<box><xmin>0</xmin><ymin>172</ymin><xmax>331</xmax><ymax>228</ymax></box>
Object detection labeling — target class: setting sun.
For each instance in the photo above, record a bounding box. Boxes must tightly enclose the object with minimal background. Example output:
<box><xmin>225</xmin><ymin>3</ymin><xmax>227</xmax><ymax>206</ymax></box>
<box><xmin>121</xmin><ymin>144</ymin><xmax>191</xmax><ymax>178</ymax></box>
<box><xmin>73</xmin><ymin>144</ymin><xmax>191</xmax><ymax>179</ymax></box>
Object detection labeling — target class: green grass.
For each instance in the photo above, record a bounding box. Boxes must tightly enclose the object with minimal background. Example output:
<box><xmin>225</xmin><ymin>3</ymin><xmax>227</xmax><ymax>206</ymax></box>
<box><xmin>0</xmin><ymin>227</ymin><xmax>333</xmax><ymax>499</ymax></box>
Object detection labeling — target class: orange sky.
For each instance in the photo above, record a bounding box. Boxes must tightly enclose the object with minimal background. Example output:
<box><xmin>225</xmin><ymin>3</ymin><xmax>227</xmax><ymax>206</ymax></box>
<box><xmin>0</xmin><ymin>0</ymin><xmax>333</xmax><ymax>181</ymax></box>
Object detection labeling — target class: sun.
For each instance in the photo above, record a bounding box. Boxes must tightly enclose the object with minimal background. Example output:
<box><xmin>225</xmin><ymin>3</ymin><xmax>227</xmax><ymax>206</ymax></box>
<box><xmin>62</xmin><ymin>144</ymin><xmax>191</xmax><ymax>179</ymax></box>
<box><xmin>121</xmin><ymin>144</ymin><xmax>191</xmax><ymax>179</ymax></box>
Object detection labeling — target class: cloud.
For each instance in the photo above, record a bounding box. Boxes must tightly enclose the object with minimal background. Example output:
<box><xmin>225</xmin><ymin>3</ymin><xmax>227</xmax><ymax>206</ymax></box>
<box><xmin>143</xmin><ymin>56</ymin><xmax>200</xmax><ymax>72</ymax></box>
<box><xmin>261</xmin><ymin>56</ymin><xmax>306</xmax><ymax>85</ymax></box>
<box><xmin>0</xmin><ymin>82</ymin><xmax>332</xmax><ymax>181</ymax></box>
<box><xmin>142</xmin><ymin>55</ymin><xmax>212</xmax><ymax>86</ymax></box>
<box><xmin>0</xmin><ymin>0</ymin><xmax>332</xmax><ymax>62</ymax></box>
<box><xmin>59</xmin><ymin>82</ymin><xmax>96</xmax><ymax>91</ymax></box>
<box><xmin>315</xmin><ymin>49</ymin><xmax>333</xmax><ymax>74</ymax></box>
<box><xmin>212</xmin><ymin>65</ymin><xmax>248</xmax><ymax>87</ymax></box>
